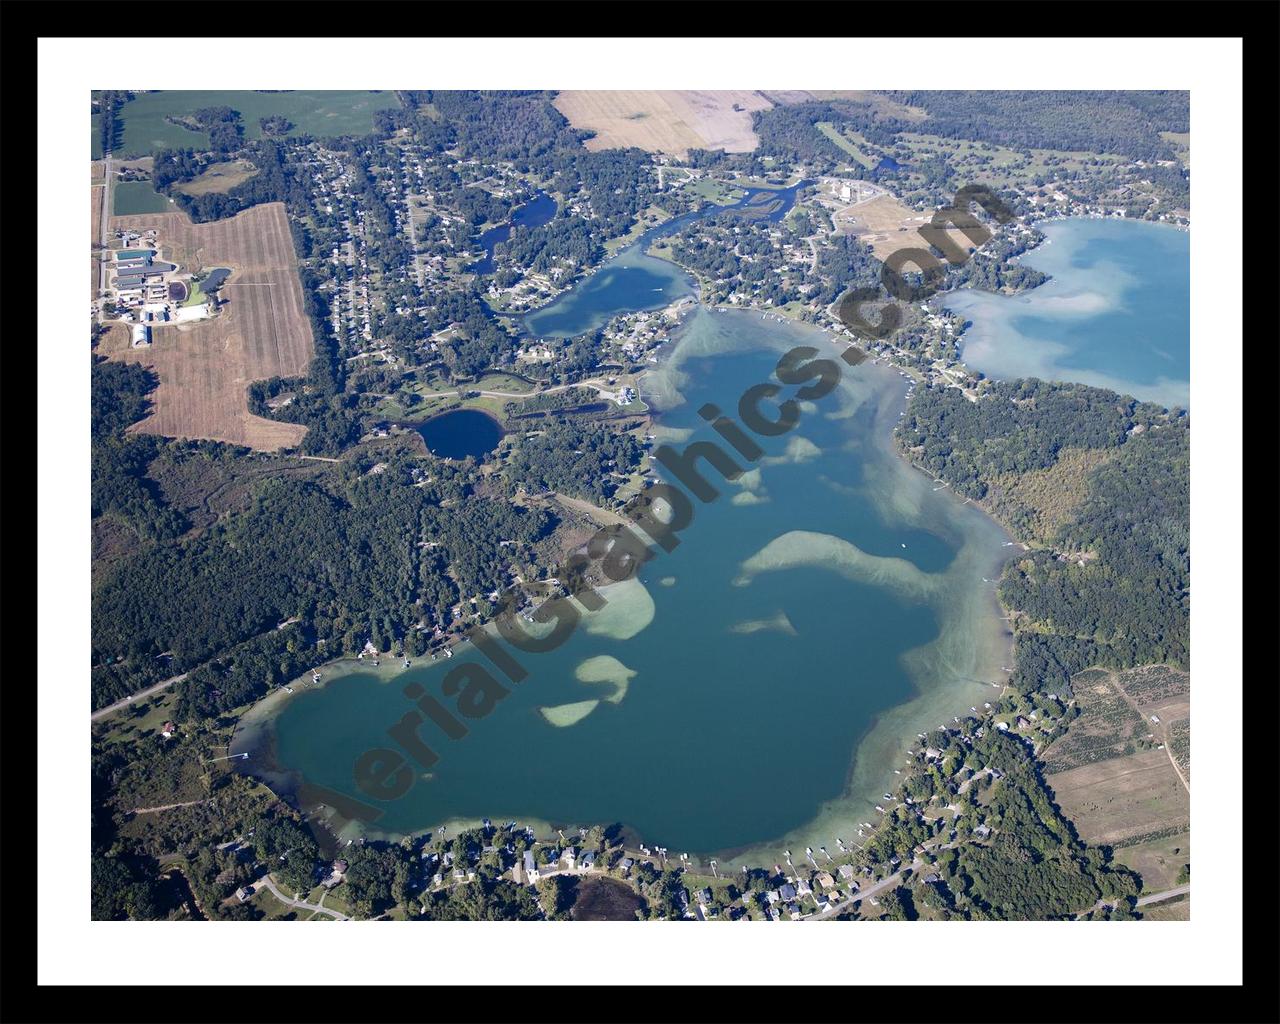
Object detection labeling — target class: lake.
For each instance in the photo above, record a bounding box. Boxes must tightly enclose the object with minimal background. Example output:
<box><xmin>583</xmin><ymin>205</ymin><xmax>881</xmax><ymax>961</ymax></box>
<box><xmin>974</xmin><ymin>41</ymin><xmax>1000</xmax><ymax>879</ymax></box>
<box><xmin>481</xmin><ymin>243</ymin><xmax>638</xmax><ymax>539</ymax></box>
<box><xmin>941</xmin><ymin>217</ymin><xmax>1190</xmax><ymax>408</ymax></box>
<box><xmin>412</xmin><ymin>409</ymin><xmax>504</xmax><ymax>460</ymax></box>
<box><xmin>468</xmin><ymin>193</ymin><xmax>559</xmax><ymax>275</ymax></box>
<box><xmin>523</xmin><ymin>180</ymin><xmax>813</xmax><ymax>339</ymax></box>
<box><xmin>237</xmin><ymin>308</ymin><xmax>1011</xmax><ymax>863</ymax></box>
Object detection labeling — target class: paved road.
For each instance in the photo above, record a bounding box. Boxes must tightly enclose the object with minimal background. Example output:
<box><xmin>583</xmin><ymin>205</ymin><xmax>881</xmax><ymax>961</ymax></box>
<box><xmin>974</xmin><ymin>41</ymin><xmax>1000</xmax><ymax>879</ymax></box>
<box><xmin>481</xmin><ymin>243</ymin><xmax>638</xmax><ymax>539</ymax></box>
<box><xmin>97</xmin><ymin>151</ymin><xmax>113</xmax><ymax>296</ymax></box>
<box><xmin>90</xmin><ymin>671</ymin><xmax>188</xmax><ymax>722</ymax></box>
<box><xmin>254</xmin><ymin>874</ymin><xmax>350</xmax><ymax>921</ymax></box>
<box><xmin>1079</xmin><ymin>884</ymin><xmax>1190</xmax><ymax>917</ymax></box>
<box><xmin>1136</xmin><ymin>884</ymin><xmax>1190</xmax><ymax>907</ymax></box>
<box><xmin>472</xmin><ymin>378</ymin><xmax>612</xmax><ymax>400</ymax></box>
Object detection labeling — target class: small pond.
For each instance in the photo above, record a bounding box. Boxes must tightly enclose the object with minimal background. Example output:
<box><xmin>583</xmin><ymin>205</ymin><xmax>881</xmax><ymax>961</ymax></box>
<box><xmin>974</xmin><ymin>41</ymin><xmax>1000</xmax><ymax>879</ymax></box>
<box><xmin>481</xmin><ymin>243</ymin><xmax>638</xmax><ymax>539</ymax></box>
<box><xmin>412</xmin><ymin>408</ymin><xmax>504</xmax><ymax>459</ymax></box>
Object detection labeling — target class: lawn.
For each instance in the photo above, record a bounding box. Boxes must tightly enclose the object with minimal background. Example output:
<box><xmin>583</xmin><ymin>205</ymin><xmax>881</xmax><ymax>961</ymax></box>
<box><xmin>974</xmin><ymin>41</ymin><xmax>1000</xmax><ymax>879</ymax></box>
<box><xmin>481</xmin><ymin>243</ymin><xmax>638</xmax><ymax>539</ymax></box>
<box><xmin>182</xmin><ymin>277</ymin><xmax>208</xmax><ymax>307</ymax></box>
<box><xmin>101</xmin><ymin>91</ymin><xmax>402</xmax><ymax>158</ymax></box>
<box><xmin>682</xmin><ymin>177</ymin><xmax>747</xmax><ymax>206</ymax></box>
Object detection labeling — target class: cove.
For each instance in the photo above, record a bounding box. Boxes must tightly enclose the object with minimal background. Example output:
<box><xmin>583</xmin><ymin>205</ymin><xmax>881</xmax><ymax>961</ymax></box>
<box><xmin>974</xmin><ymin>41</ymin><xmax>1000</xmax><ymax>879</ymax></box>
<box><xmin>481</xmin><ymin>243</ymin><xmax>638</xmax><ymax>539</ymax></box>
<box><xmin>942</xmin><ymin>217</ymin><xmax>1190</xmax><ymax>409</ymax></box>
<box><xmin>468</xmin><ymin>192</ymin><xmax>559</xmax><ymax>275</ymax></box>
<box><xmin>236</xmin><ymin>308</ymin><xmax>1012</xmax><ymax>863</ymax></box>
<box><xmin>523</xmin><ymin>180</ymin><xmax>814</xmax><ymax>339</ymax></box>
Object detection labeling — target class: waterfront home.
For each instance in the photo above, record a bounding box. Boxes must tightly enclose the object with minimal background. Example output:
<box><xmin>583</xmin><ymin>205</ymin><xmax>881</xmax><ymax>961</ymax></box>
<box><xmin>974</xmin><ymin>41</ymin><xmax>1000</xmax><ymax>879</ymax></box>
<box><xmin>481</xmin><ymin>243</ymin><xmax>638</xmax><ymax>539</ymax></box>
<box><xmin>522</xmin><ymin>850</ymin><xmax>537</xmax><ymax>882</ymax></box>
<box><xmin>816</xmin><ymin>871</ymin><xmax>836</xmax><ymax>890</ymax></box>
<box><xmin>578</xmin><ymin>850</ymin><xmax>596</xmax><ymax>871</ymax></box>
<box><xmin>778</xmin><ymin>883</ymin><xmax>797</xmax><ymax>902</ymax></box>
<box><xmin>838</xmin><ymin>864</ymin><xmax>856</xmax><ymax>881</ymax></box>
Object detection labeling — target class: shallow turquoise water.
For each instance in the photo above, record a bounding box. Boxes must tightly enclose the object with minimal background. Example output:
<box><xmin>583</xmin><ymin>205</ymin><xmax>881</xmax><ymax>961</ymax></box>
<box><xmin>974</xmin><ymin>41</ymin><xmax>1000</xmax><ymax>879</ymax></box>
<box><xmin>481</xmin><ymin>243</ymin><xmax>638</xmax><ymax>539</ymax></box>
<box><xmin>257</xmin><ymin>310</ymin><xmax>1011</xmax><ymax>855</ymax></box>
<box><xmin>943</xmin><ymin>218</ymin><xmax>1190</xmax><ymax>408</ymax></box>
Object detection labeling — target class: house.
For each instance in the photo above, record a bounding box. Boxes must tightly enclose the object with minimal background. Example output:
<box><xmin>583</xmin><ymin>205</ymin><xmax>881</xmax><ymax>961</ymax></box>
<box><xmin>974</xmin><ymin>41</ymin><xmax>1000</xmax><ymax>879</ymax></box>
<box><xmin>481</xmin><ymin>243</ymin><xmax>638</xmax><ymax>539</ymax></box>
<box><xmin>160</xmin><ymin>721</ymin><xmax>177</xmax><ymax>738</ymax></box>
<box><xmin>795</xmin><ymin>879</ymin><xmax>812</xmax><ymax>897</ymax></box>
<box><xmin>523</xmin><ymin>850</ymin><xmax>537</xmax><ymax>882</ymax></box>
<box><xmin>974</xmin><ymin>824</ymin><xmax>992</xmax><ymax>839</ymax></box>
<box><xmin>778</xmin><ymin>883</ymin><xmax>797</xmax><ymax>902</ymax></box>
<box><xmin>838</xmin><ymin>864</ymin><xmax>856</xmax><ymax>881</ymax></box>
<box><xmin>562</xmin><ymin>847</ymin><xmax>577</xmax><ymax>869</ymax></box>
<box><xmin>577</xmin><ymin>850</ymin><xmax>596</xmax><ymax>871</ymax></box>
<box><xmin>696</xmin><ymin>888</ymin><xmax>712</xmax><ymax>905</ymax></box>
<box><xmin>816</xmin><ymin>871</ymin><xmax>836</xmax><ymax>890</ymax></box>
<box><xmin>788</xmin><ymin>904</ymin><xmax>804</xmax><ymax>920</ymax></box>
<box><xmin>763</xmin><ymin>890</ymin><xmax>779</xmax><ymax>905</ymax></box>
<box><xmin>923</xmin><ymin>873</ymin><xmax>940</xmax><ymax>884</ymax></box>
<box><xmin>618</xmin><ymin>857</ymin><xmax>634</xmax><ymax>876</ymax></box>
<box><xmin>323</xmin><ymin>859</ymin><xmax>348</xmax><ymax>888</ymax></box>
<box><xmin>235</xmin><ymin>886</ymin><xmax>254</xmax><ymax>903</ymax></box>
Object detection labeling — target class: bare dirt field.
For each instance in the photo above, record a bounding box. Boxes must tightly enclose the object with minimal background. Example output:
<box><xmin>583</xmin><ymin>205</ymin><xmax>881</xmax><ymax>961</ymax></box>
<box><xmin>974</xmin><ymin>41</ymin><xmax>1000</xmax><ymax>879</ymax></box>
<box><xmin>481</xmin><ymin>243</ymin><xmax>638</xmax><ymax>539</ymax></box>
<box><xmin>834</xmin><ymin>193</ymin><xmax>933</xmax><ymax>262</ymax></box>
<box><xmin>101</xmin><ymin>202</ymin><xmax>313</xmax><ymax>451</ymax></box>
<box><xmin>554</xmin><ymin>90</ymin><xmax>772</xmax><ymax>157</ymax></box>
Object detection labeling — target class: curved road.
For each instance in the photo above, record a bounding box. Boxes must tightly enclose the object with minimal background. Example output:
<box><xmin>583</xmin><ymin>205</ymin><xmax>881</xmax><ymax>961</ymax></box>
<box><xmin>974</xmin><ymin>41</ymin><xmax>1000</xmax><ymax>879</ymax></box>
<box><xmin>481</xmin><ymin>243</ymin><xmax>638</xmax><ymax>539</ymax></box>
<box><xmin>254</xmin><ymin>874</ymin><xmax>350</xmax><ymax>921</ymax></box>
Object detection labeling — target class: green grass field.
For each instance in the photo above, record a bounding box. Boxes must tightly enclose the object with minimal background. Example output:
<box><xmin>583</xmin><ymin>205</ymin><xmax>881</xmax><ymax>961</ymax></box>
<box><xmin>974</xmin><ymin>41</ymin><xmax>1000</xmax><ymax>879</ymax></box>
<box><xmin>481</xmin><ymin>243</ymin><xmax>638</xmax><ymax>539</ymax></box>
<box><xmin>113</xmin><ymin>179</ymin><xmax>174</xmax><ymax>215</ymax></box>
<box><xmin>682</xmin><ymin>177</ymin><xmax>747</xmax><ymax>206</ymax></box>
<box><xmin>816</xmin><ymin>122</ymin><xmax>875</xmax><ymax>168</ymax></box>
<box><xmin>99</xmin><ymin>91</ymin><xmax>402</xmax><ymax>158</ymax></box>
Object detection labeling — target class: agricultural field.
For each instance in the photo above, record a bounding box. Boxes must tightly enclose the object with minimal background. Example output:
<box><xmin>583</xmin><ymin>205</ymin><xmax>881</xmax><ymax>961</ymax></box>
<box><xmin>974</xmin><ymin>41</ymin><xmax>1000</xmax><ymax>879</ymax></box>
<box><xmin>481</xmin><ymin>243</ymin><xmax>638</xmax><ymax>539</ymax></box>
<box><xmin>1046</xmin><ymin>747</ymin><xmax>1189</xmax><ymax>848</ymax></box>
<box><xmin>1042</xmin><ymin>666</ymin><xmax>1190</xmax><ymax>890</ymax></box>
<box><xmin>113</xmin><ymin>179</ymin><xmax>173</xmax><ymax>216</ymax></box>
<box><xmin>1111</xmin><ymin>832</ymin><xmax>1191</xmax><ymax>896</ymax></box>
<box><xmin>101</xmin><ymin>202</ymin><xmax>314</xmax><ymax>451</ymax></box>
<box><xmin>101</xmin><ymin>90</ymin><xmax>402</xmax><ymax>158</ymax></box>
<box><xmin>554</xmin><ymin>90</ymin><xmax>772</xmax><ymax>157</ymax></box>
<box><xmin>173</xmin><ymin>159</ymin><xmax>260</xmax><ymax>197</ymax></box>
<box><xmin>1139</xmin><ymin>895</ymin><xmax>1190</xmax><ymax>921</ymax></box>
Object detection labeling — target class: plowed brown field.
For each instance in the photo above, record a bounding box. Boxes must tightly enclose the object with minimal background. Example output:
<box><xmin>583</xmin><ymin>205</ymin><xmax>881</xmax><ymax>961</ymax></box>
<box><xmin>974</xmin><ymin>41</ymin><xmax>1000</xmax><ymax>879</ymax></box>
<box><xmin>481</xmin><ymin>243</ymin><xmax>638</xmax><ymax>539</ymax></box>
<box><xmin>102</xmin><ymin>203</ymin><xmax>313</xmax><ymax>451</ymax></box>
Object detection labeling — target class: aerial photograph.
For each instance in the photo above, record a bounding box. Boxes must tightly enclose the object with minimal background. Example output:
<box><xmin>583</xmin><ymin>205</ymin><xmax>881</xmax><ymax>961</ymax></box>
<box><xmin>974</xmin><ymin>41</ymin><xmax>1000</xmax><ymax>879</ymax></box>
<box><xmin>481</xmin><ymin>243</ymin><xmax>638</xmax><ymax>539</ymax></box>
<box><xmin>87</xmin><ymin>86</ymin><xmax>1192</xmax><ymax>927</ymax></box>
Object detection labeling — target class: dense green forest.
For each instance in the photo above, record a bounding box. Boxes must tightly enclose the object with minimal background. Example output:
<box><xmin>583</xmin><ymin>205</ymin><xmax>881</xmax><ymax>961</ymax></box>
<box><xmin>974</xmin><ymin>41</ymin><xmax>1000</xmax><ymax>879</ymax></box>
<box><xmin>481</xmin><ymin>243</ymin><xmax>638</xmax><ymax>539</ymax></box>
<box><xmin>899</xmin><ymin>379</ymin><xmax>1189</xmax><ymax>694</ymax></box>
<box><xmin>504</xmin><ymin>420</ymin><xmax>645</xmax><ymax>504</ymax></box>
<box><xmin>879</xmin><ymin>90</ymin><xmax>1188</xmax><ymax>161</ymax></box>
<box><xmin>91</xmin><ymin>455</ymin><xmax>555</xmax><ymax>713</ymax></box>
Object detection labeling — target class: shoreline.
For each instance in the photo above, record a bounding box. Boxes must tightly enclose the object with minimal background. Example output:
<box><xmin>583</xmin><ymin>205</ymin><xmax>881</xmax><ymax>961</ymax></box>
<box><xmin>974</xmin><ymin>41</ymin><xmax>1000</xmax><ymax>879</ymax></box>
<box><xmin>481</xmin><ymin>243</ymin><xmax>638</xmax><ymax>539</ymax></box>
<box><xmin>232</xmin><ymin>304</ymin><xmax>1016</xmax><ymax>870</ymax></box>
